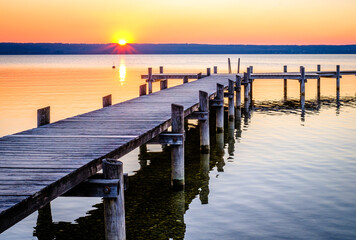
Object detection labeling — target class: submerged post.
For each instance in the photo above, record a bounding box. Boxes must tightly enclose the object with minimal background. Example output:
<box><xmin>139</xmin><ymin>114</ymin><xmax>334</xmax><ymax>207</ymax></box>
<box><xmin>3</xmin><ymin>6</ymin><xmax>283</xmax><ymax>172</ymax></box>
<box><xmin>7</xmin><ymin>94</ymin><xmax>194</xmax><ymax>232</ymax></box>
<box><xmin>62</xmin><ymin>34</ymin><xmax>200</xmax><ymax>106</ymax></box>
<box><xmin>148</xmin><ymin>68</ymin><xmax>153</xmax><ymax>94</ymax></box>
<box><xmin>228</xmin><ymin>58</ymin><xmax>232</xmax><ymax>74</ymax></box>
<box><xmin>336</xmin><ymin>65</ymin><xmax>340</xmax><ymax>92</ymax></box>
<box><xmin>199</xmin><ymin>91</ymin><xmax>210</xmax><ymax>153</ymax></box>
<box><xmin>317</xmin><ymin>65</ymin><xmax>321</xmax><ymax>101</ymax></box>
<box><xmin>237</xmin><ymin>58</ymin><xmax>241</xmax><ymax>73</ymax></box>
<box><xmin>159</xmin><ymin>66</ymin><xmax>164</xmax><ymax>74</ymax></box>
<box><xmin>171</xmin><ymin>104</ymin><xmax>185</xmax><ymax>190</ymax></box>
<box><xmin>228</xmin><ymin>79</ymin><xmax>235</xmax><ymax>121</ymax></box>
<box><xmin>214</xmin><ymin>66</ymin><xmax>218</xmax><ymax>74</ymax></box>
<box><xmin>207</xmin><ymin>68</ymin><xmax>211</xmax><ymax>76</ymax></box>
<box><xmin>103</xmin><ymin>159</ymin><xmax>125</xmax><ymax>240</ymax></box>
<box><xmin>160</xmin><ymin>80</ymin><xmax>168</xmax><ymax>90</ymax></box>
<box><xmin>216</xmin><ymin>83</ymin><xmax>224</xmax><ymax>133</ymax></box>
<box><xmin>103</xmin><ymin>95</ymin><xmax>112</xmax><ymax>108</ymax></box>
<box><xmin>139</xmin><ymin>84</ymin><xmax>147</xmax><ymax>96</ymax></box>
<box><xmin>37</xmin><ymin>106</ymin><xmax>50</xmax><ymax>127</ymax></box>
<box><xmin>300</xmin><ymin>66</ymin><xmax>306</xmax><ymax>110</ymax></box>
<box><xmin>283</xmin><ymin>65</ymin><xmax>288</xmax><ymax>101</ymax></box>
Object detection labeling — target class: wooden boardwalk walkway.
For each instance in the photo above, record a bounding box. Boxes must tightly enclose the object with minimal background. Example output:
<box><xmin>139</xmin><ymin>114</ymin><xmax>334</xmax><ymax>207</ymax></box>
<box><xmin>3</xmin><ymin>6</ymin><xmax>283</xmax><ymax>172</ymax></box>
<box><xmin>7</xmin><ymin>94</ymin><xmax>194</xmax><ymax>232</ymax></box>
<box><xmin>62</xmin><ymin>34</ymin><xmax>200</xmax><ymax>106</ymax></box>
<box><xmin>0</xmin><ymin>73</ymin><xmax>236</xmax><ymax>232</ymax></box>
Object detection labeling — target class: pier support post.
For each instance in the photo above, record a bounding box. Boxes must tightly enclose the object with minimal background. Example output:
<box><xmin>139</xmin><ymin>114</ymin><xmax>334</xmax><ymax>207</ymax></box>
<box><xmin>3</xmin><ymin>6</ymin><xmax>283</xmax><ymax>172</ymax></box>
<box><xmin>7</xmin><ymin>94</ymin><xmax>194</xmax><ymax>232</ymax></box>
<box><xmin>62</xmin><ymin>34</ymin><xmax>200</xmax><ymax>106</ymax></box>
<box><xmin>228</xmin><ymin>58</ymin><xmax>232</xmax><ymax>74</ymax></box>
<box><xmin>336</xmin><ymin>65</ymin><xmax>340</xmax><ymax>92</ymax></box>
<box><xmin>243</xmin><ymin>73</ymin><xmax>250</xmax><ymax>110</ymax></box>
<box><xmin>237</xmin><ymin>58</ymin><xmax>241</xmax><ymax>74</ymax></box>
<box><xmin>148</xmin><ymin>68</ymin><xmax>153</xmax><ymax>94</ymax></box>
<box><xmin>171</xmin><ymin>104</ymin><xmax>185</xmax><ymax>190</ymax></box>
<box><xmin>183</xmin><ymin>76</ymin><xmax>189</xmax><ymax>84</ymax></box>
<box><xmin>214</xmin><ymin>66</ymin><xmax>218</xmax><ymax>74</ymax></box>
<box><xmin>159</xmin><ymin>66</ymin><xmax>164</xmax><ymax>74</ymax></box>
<box><xmin>283</xmin><ymin>65</ymin><xmax>288</xmax><ymax>101</ymax></box>
<box><xmin>37</xmin><ymin>106</ymin><xmax>50</xmax><ymax>127</ymax></box>
<box><xmin>300</xmin><ymin>66</ymin><xmax>306</xmax><ymax>111</ymax></box>
<box><xmin>317</xmin><ymin>65</ymin><xmax>321</xmax><ymax>103</ymax></box>
<box><xmin>248</xmin><ymin>66</ymin><xmax>253</xmax><ymax>101</ymax></box>
<box><xmin>235</xmin><ymin>75</ymin><xmax>242</xmax><ymax>109</ymax></box>
<box><xmin>139</xmin><ymin>84</ymin><xmax>147</xmax><ymax>96</ymax></box>
<box><xmin>228</xmin><ymin>79</ymin><xmax>235</xmax><ymax>121</ymax></box>
<box><xmin>160</xmin><ymin>79</ymin><xmax>168</xmax><ymax>90</ymax></box>
<box><xmin>215</xmin><ymin>84</ymin><xmax>224</xmax><ymax>133</ymax></box>
<box><xmin>207</xmin><ymin>68</ymin><xmax>211</xmax><ymax>76</ymax></box>
<box><xmin>103</xmin><ymin>159</ymin><xmax>126</xmax><ymax>240</ymax></box>
<box><xmin>103</xmin><ymin>95</ymin><xmax>112</xmax><ymax>108</ymax></box>
<box><xmin>199</xmin><ymin>91</ymin><xmax>210</xmax><ymax>153</ymax></box>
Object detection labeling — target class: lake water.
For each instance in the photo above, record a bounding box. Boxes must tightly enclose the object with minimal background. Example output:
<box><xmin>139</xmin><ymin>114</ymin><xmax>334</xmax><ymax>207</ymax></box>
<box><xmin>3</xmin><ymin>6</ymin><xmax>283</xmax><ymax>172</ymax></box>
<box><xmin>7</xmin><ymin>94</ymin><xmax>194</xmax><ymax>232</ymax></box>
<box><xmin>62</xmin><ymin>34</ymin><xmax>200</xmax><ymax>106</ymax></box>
<box><xmin>0</xmin><ymin>55</ymin><xmax>356</xmax><ymax>239</ymax></box>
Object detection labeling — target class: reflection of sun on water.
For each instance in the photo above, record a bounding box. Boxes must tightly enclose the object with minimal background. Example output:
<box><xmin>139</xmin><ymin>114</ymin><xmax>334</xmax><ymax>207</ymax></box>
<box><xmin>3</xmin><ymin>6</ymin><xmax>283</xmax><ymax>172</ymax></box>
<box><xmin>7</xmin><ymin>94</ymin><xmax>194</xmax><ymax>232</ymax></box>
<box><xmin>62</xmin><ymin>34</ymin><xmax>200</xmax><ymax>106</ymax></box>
<box><xmin>119</xmin><ymin>59</ymin><xmax>126</xmax><ymax>85</ymax></box>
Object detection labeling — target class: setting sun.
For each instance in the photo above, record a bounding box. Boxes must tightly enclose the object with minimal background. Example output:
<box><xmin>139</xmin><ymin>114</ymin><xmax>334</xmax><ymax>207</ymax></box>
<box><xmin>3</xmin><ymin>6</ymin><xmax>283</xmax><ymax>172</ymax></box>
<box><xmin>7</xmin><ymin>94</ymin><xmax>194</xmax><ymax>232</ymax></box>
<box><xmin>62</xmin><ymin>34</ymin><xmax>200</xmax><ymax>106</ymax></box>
<box><xmin>118</xmin><ymin>40</ymin><xmax>127</xmax><ymax>46</ymax></box>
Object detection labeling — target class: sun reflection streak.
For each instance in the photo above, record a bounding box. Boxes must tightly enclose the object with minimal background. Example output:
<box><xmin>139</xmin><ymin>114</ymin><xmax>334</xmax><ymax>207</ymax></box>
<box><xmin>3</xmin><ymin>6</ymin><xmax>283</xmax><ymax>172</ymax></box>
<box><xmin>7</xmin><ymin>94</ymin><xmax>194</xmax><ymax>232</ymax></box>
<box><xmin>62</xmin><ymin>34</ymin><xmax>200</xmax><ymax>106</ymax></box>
<box><xmin>119</xmin><ymin>59</ymin><xmax>126</xmax><ymax>85</ymax></box>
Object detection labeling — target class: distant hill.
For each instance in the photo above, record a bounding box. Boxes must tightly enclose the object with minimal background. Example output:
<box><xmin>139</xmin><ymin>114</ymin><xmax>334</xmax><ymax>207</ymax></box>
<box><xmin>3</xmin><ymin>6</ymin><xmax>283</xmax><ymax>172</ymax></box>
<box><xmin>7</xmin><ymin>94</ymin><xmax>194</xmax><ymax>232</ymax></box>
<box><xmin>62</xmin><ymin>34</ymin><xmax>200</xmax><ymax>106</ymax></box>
<box><xmin>0</xmin><ymin>43</ymin><xmax>356</xmax><ymax>54</ymax></box>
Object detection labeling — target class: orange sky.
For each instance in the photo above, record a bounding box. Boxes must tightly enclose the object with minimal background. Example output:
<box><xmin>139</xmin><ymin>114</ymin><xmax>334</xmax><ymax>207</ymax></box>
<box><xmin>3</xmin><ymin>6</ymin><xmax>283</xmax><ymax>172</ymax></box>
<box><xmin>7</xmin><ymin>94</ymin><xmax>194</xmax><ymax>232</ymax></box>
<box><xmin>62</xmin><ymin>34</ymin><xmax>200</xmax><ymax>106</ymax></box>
<box><xmin>0</xmin><ymin>0</ymin><xmax>356</xmax><ymax>44</ymax></box>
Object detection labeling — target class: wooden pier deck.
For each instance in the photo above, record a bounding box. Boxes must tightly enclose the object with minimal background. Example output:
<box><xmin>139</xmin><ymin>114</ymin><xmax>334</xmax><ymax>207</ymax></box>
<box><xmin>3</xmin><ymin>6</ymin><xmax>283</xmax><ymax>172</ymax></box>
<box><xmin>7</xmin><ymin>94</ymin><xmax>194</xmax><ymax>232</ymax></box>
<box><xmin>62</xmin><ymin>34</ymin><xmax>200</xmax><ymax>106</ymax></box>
<box><xmin>0</xmin><ymin>73</ymin><xmax>236</xmax><ymax>233</ymax></box>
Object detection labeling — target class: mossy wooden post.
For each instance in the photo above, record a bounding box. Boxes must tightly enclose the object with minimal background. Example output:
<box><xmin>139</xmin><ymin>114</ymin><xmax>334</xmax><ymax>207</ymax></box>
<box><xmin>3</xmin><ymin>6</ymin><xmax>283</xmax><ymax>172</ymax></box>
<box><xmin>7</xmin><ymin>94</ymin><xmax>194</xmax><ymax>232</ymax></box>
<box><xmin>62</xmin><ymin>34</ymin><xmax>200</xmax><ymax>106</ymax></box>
<box><xmin>103</xmin><ymin>159</ymin><xmax>125</xmax><ymax>240</ymax></box>
<box><xmin>36</xmin><ymin>106</ymin><xmax>53</xmax><ymax>239</ymax></box>
<box><xmin>159</xmin><ymin>66</ymin><xmax>164</xmax><ymax>74</ymax></box>
<box><xmin>283</xmin><ymin>65</ymin><xmax>288</xmax><ymax>101</ymax></box>
<box><xmin>139</xmin><ymin>84</ymin><xmax>147</xmax><ymax>96</ymax></box>
<box><xmin>171</xmin><ymin>104</ymin><xmax>185</xmax><ymax>190</ymax></box>
<box><xmin>228</xmin><ymin>58</ymin><xmax>232</xmax><ymax>74</ymax></box>
<box><xmin>199</xmin><ymin>91</ymin><xmax>210</xmax><ymax>153</ymax></box>
<box><xmin>235</xmin><ymin>75</ymin><xmax>241</xmax><ymax>109</ymax></box>
<box><xmin>216</xmin><ymin>83</ymin><xmax>224</xmax><ymax>133</ymax></box>
<box><xmin>317</xmin><ymin>65</ymin><xmax>321</xmax><ymax>101</ymax></box>
<box><xmin>103</xmin><ymin>95</ymin><xmax>112</xmax><ymax>108</ymax></box>
<box><xmin>243</xmin><ymin>72</ymin><xmax>250</xmax><ymax>110</ymax></box>
<box><xmin>183</xmin><ymin>76</ymin><xmax>189</xmax><ymax>84</ymax></box>
<box><xmin>213</xmin><ymin>66</ymin><xmax>218</xmax><ymax>74</ymax></box>
<box><xmin>207</xmin><ymin>68</ymin><xmax>211</xmax><ymax>76</ymax></box>
<box><xmin>148</xmin><ymin>67</ymin><xmax>153</xmax><ymax>94</ymax></box>
<box><xmin>336</xmin><ymin>65</ymin><xmax>340</xmax><ymax>92</ymax></box>
<box><xmin>228</xmin><ymin>79</ymin><xmax>235</xmax><ymax>121</ymax></box>
<box><xmin>160</xmin><ymin>79</ymin><xmax>167</xmax><ymax>90</ymax></box>
<box><xmin>300</xmin><ymin>66</ymin><xmax>306</xmax><ymax>110</ymax></box>
<box><xmin>237</xmin><ymin>58</ymin><xmax>241</xmax><ymax>73</ymax></box>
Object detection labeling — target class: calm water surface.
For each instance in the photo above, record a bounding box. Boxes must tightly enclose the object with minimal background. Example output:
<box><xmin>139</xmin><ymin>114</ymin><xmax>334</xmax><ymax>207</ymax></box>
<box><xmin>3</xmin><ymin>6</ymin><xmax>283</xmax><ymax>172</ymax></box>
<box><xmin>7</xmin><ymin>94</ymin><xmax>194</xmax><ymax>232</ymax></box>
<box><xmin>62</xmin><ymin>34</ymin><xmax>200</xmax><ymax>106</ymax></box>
<box><xmin>0</xmin><ymin>55</ymin><xmax>355</xmax><ymax>239</ymax></box>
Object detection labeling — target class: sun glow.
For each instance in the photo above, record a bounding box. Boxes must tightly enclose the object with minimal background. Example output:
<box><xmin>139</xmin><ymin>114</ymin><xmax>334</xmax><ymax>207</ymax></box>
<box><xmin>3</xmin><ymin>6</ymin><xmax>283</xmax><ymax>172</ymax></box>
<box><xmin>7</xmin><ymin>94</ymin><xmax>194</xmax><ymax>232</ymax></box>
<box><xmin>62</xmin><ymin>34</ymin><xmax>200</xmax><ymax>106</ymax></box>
<box><xmin>118</xmin><ymin>40</ymin><xmax>127</xmax><ymax>46</ymax></box>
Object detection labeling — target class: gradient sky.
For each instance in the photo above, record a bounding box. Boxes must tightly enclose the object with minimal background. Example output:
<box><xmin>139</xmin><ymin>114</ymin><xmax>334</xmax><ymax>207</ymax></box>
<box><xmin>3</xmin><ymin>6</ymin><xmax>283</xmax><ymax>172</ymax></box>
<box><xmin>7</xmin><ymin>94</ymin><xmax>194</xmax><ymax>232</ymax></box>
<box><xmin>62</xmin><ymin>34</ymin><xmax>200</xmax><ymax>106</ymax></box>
<box><xmin>1</xmin><ymin>0</ymin><xmax>356</xmax><ymax>44</ymax></box>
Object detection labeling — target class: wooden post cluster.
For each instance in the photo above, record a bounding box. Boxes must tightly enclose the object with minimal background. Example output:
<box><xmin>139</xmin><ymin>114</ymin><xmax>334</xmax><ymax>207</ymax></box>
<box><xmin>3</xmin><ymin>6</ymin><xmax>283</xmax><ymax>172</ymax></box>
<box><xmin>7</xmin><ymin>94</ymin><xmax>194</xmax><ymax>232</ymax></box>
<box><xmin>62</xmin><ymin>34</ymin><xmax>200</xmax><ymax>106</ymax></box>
<box><xmin>228</xmin><ymin>79</ymin><xmax>235</xmax><ymax>121</ymax></box>
<box><xmin>228</xmin><ymin>58</ymin><xmax>232</xmax><ymax>74</ymax></box>
<box><xmin>213</xmin><ymin>66</ymin><xmax>218</xmax><ymax>74</ymax></box>
<box><xmin>171</xmin><ymin>104</ymin><xmax>185</xmax><ymax>190</ymax></box>
<box><xmin>103</xmin><ymin>159</ymin><xmax>126</xmax><ymax>240</ymax></box>
<box><xmin>237</xmin><ymin>58</ymin><xmax>241</xmax><ymax>74</ymax></box>
<box><xmin>139</xmin><ymin>84</ymin><xmax>147</xmax><ymax>96</ymax></box>
<box><xmin>148</xmin><ymin>67</ymin><xmax>153</xmax><ymax>94</ymax></box>
<box><xmin>300</xmin><ymin>66</ymin><xmax>306</xmax><ymax>109</ymax></box>
<box><xmin>199</xmin><ymin>91</ymin><xmax>210</xmax><ymax>153</ymax></box>
<box><xmin>207</xmin><ymin>68</ymin><xmax>211</xmax><ymax>76</ymax></box>
<box><xmin>283</xmin><ymin>65</ymin><xmax>288</xmax><ymax>101</ymax></box>
<box><xmin>103</xmin><ymin>95</ymin><xmax>112</xmax><ymax>108</ymax></box>
<box><xmin>215</xmin><ymin>84</ymin><xmax>224</xmax><ymax>133</ymax></box>
<box><xmin>37</xmin><ymin>106</ymin><xmax>50</xmax><ymax>127</ymax></box>
<box><xmin>160</xmin><ymin>80</ymin><xmax>168</xmax><ymax>90</ymax></box>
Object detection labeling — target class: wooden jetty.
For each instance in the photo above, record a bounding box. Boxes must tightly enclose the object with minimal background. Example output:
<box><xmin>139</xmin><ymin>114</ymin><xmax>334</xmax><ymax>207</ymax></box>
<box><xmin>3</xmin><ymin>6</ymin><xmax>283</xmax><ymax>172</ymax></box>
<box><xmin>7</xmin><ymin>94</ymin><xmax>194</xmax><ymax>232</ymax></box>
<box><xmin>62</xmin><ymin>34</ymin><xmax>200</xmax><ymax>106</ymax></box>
<box><xmin>1</xmin><ymin>62</ymin><xmax>356</xmax><ymax>238</ymax></box>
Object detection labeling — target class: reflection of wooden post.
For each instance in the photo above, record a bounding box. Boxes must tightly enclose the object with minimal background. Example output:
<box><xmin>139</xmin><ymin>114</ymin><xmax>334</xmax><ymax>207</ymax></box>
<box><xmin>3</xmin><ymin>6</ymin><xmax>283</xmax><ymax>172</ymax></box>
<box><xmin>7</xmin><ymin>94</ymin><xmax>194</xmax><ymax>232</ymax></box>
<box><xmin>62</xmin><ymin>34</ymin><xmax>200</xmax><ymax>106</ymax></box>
<box><xmin>171</xmin><ymin>104</ymin><xmax>185</xmax><ymax>190</ymax></box>
<box><xmin>207</xmin><ymin>68</ymin><xmax>211</xmax><ymax>76</ymax></box>
<box><xmin>237</xmin><ymin>58</ymin><xmax>241</xmax><ymax>73</ymax></box>
<box><xmin>216</xmin><ymin>133</ymin><xmax>225</xmax><ymax>172</ymax></box>
<box><xmin>336</xmin><ymin>65</ymin><xmax>340</xmax><ymax>92</ymax></box>
<box><xmin>317</xmin><ymin>65</ymin><xmax>321</xmax><ymax>101</ymax></box>
<box><xmin>139</xmin><ymin>84</ymin><xmax>147</xmax><ymax>96</ymax></box>
<box><xmin>199</xmin><ymin>91</ymin><xmax>210</xmax><ymax>153</ymax></box>
<box><xmin>216</xmin><ymin>84</ymin><xmax>224</xmax><ymax>133</ymax></box>
<box><xmin>283</xmin><ymin>65</ymin><xmax>288</xmax><ymax>101</ymax></box>
<box><xmin>148</xmin><ymin>67</ymin><xmax>153</xmax><ymax>94</ymax></box>
<box><xmin>183</xmin><ymin>76</ymin><xmax>188</xmax><ymax>84</ymax></box>
<box><xmin>160</xmin><ymin>80</ymin><xmax>167</xmax><ymax>90</ymax></box>
<box><xmin>228</xmin><ymin>120</ymin><xmax>235</xmax><ymax>156</ymax></box>
<box><xmin>103</xmin><ymin>159</ymin><xmax>126</xmax><ymax>240</ymax></box>
<box><xmin>300</xmin><ymin>66</ymin><xmax>306</xmax><ymax>111</ymax></box>
<box><xmin>228</xmin><ymin>79</ymin><xmax>235</xmax><ymax>121</ymax></box>
<box><xmin>103</xmin><ymin>94</ymin><xmax>112</xmax><ymax>108</ymax></box>
<box><xmin>159</xmin><ymin>66</ymin><xmax>164</xmax><ymax>74</ymax></box>
<box><xmin>37</xmin><ymin>106</ymin><xmax>50</xmax><ymax>127</ymax></box>
<box><xmin>228</xmin><ymin>58</ymin><xmax>232</xmax><ymax>74</ymax></box>
<box><xmin>213</xmin><ymin>66</ymin><xmax>218</xmax><ymax>74</ymax></box>
<box><xmin>139</xmin><ymin>144</ymin><xmax>148</xmax><ymax>168</ymax></box>
<box><xmin>199</xmin><ymin>153</ymin><xmax>210</xmax><ymax>204</ymax></box>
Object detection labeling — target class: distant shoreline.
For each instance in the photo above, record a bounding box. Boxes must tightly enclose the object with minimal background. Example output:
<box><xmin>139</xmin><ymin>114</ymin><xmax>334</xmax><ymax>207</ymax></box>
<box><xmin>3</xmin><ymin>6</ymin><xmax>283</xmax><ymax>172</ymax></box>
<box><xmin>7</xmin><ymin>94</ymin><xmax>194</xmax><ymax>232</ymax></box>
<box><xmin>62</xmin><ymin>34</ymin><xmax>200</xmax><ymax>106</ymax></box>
<box><xmin>1</xmin><ymin>43</ymin><xmax>356</xmax><ymax>54</ymax></box>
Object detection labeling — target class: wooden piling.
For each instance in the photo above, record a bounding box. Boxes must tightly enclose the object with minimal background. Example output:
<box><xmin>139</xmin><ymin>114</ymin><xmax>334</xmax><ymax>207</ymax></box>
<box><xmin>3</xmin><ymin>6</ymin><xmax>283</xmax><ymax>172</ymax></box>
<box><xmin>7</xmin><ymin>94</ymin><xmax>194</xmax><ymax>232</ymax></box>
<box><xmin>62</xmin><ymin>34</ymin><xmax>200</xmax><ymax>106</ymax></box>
<box><xmin>103</xmin><ymin>159</ymin><xmax>125</xmax><ymax>240</ymax></box>
<box><xmin>213</xmin><ymin>66</ymin><xmax>218</xmax><ymax>74</ymax></box>
<box><xmin>248</xmin><ymin>66</ymin><xmax>253</xmax><ymax>100</ymax></box>
<box><xmin>243</xmin><ymin>73</ymin><xmax>250</xmax><ymax>109</ymax></box>
<box><xmin>228</xmin><ymin>58</ymin><xmax>232</xmax><ymax>74</ymax></box>
<box><xmin>336</xmin><ymin>65</ymin><xmax>340</xmax><ymax>92</ymax></box>
<box><xmin>171</xmin><ymin>104</ymin><xmax>185</xmax><ymax>190</ymax></box>
<box><xmin>103</xmin><ymin>95</ymin><xmax>112</xmax><ymax>108</ymax></box>
<box><xmin>148</xmin><ymin>68</ymin><xmax>153</xmax><ymax>94</ymax></box>
<box><xmin>183</xmin><ymin>76</ymin><xmax>189</xmax><ymax>84</ymax></box>
<box><xmin>197</xmin><ymin>73</ymin><xmax>202</xmax><ymax>79</ymax></box>
<box><xmin>160</xmin><ymin>80</ymin><xmax>168</xmax><ymax>90</ymax></box>
<box><xmin>300</xmin><ymin>66</ymin><xmax>306</xmax><ymax>109</ymax></box>
<box><xmin>317</xmin><ymin>65</ymin><xmax>321</xmax><ymax>101</ymax></box>
<box><xmin>216</xmin><ymin>83</ymin><xmax>224</xmax><ymax>133</ymax></box>
<box><xmin>159</xmin><ymin>66</ymin><xmax>164</xmax><ymax>74</ymax></box>
<box><xmin>235</xmin><ymin>75</ymin><xmax>241</xmax><ymax>108</ymax></box>
<box><xmin>228</xmin><ymin>79</ymin><xmax>235</xmax><ymax>121</ymax></box>
<box><xmin>283</xmin><ymin>65</ymin><xmax>288</xmax><ymax>101</ymax></box>
<box><xmin>237</xmin><ymin>58</ymin><xmax>241</xmax><ymax>73</ymax></box>
<box><xmin>199</xmin><ymin>91</ymin><xmax>210</xmax><ymax>153</ymax></box>
<box><xmin>207</xmin><ymin>68</ymin><xmax>211</xmax><ymax>76</ymax></box>
<box><xmin>37</xmin><ymin>106</ymin><xmax>50</xmax><ymax>127</ymax></box>
<box><xmin>139</xmin><ymin>84</ymin><xmax>147</xmax><ymax>96</ymax></box>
